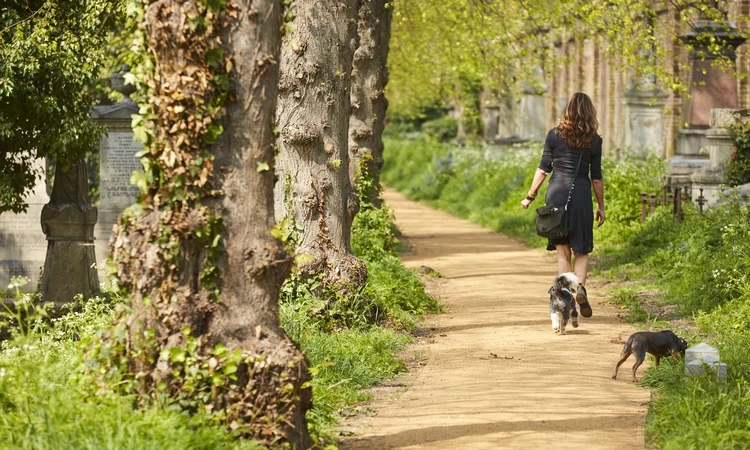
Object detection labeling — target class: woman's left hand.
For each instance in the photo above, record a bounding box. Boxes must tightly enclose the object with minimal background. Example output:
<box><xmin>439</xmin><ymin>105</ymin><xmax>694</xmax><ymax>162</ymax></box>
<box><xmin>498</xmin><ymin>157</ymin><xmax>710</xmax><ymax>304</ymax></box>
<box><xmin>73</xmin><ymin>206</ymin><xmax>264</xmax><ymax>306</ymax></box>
<box><xmin>596</xmin><ymin>208</ymin><xmax>605</xmax><ymax>227</ymax></box>
<box><xmin>521</xmin><ymin>198</ymin><xmax>533</xmax><ymax>209</ymax></box>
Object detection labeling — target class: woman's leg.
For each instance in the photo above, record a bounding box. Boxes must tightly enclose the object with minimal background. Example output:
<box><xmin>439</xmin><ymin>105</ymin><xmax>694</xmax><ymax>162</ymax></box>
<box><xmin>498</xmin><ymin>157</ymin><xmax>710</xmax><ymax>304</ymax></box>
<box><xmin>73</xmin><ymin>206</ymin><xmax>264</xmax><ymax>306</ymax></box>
<box><xmin>573</xmin><ymin>251</ymin><xmax>593</xmax><ymax>317</ymax></box>
<box><xmin>573</xmin><ymin>251</ymin><xmax>589</xmax><ymax>286</ymax></box>
<box><xmin>556</xmin><ymin>244</ymin><xmax>573</xmax><ymax>274</ymax></box>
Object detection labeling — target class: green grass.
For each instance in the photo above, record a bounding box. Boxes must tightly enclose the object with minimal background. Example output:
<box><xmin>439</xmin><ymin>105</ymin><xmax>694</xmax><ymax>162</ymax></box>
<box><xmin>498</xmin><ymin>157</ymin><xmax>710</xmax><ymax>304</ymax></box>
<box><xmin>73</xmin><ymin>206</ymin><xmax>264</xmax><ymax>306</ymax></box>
<box><xmin>0</xmin><ymin>296</ymin><xmax>262</xmax><ymax>450</ymax></box>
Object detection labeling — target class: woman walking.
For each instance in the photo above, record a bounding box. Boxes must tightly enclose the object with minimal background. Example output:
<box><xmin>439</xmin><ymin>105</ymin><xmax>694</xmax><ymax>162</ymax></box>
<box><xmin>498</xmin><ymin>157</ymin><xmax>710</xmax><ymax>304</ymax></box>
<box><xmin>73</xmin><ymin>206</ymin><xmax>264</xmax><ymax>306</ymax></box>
<box><xmin>521</xmin><ymin>92</ymin><xmax>605</xmax><ymax>322</ymax></box>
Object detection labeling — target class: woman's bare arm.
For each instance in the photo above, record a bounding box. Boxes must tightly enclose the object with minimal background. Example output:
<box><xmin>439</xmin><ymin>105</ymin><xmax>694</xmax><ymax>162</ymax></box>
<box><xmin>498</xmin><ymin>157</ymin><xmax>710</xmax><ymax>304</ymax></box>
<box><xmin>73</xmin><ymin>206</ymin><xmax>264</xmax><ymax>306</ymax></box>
<box><xmin>592</xmin><ymin>178</ymin><xmax>605</xmax><ymax>226</ymax></box>
<box><xmin>520</xmin><ymin>168</ymin><xmax>548</xmax><ymax>209</ymax></box>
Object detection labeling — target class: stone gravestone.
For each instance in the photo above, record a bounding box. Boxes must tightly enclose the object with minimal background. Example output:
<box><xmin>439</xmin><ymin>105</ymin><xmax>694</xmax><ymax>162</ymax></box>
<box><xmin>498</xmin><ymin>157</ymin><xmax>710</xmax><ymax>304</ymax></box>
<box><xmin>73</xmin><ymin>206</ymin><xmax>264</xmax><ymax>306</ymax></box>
<box><xmin>622</xmin><ymin>75</ymin><xmax>668</xmax><ymax>157</ymax></box>
<box><xmin>40</xmin><ymin>159</ymin><xmax>99</xmax><ymax>304</ymax></box>
<box><xmin>91</xmin><ymin>67</ymin><xmax>141</xmax><ymax>264</ymax></box>
<box><xmin>0</xmin><ymin>158</ymin><xmax>49</xmax><ymax>293</ymax></box>
<box><xmin>518</xmin><ymin>69</ymin><xmax>547</xmax><ymax>142</ymax></box>
<box><xmin>685</xmin><ymin>342</ymin><xmax>727</xmax><ymax>381</ymax></box>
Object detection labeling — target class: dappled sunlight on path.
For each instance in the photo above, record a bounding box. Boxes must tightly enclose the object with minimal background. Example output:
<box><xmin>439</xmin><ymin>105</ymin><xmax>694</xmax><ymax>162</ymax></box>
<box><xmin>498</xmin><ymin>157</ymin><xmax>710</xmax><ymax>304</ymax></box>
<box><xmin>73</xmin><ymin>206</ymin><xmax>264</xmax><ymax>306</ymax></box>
<box><xmin>339</xmin><ymin>189</ymin><xmax>649</xmax><ymax>450</ymax></box>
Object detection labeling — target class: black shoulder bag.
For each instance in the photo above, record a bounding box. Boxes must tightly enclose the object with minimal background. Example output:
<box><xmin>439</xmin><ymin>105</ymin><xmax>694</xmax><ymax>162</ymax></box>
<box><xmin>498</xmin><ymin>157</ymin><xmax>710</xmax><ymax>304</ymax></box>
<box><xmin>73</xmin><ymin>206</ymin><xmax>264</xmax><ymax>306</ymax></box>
<box><xmin>534</xmin><ymin>150</ymin><xmax>584</xmax><ymax>240</ymax></box>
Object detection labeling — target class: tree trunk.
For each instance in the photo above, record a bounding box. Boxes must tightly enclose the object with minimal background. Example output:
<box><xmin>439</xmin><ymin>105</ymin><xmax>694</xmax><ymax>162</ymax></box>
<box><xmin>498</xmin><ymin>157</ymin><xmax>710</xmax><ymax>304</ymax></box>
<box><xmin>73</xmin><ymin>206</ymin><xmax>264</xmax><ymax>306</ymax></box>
<box><xmin>275</xmin><ymin>0</ymin><xmax>366</xmax><ymax>291</ymax></box>
<box><xmin>349</xmin><ymin>0</ymin><xmax>393</xmax><ymax>206</ymax></box>
<box><xmin>106</xmin><ymin>1</ymin><xmax>310</xmax><ymax>447</ymax></box>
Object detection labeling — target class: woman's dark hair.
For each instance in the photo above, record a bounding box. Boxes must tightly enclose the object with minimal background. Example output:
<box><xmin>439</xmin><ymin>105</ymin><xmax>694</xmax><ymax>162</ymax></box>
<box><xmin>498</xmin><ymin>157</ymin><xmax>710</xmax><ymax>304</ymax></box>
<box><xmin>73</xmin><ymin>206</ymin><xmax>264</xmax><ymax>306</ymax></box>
<box><xmin>556</xmin><ymin>92</ymin><xmax>599</xmax><ymax>149</ymax></box>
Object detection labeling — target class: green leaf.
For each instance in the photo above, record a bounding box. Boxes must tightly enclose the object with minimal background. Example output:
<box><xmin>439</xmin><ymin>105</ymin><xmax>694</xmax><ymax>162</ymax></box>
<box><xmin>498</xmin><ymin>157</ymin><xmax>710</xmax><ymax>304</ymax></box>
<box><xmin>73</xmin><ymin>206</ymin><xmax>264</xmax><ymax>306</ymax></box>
<box><xmin>203</xmin><ymin>123</ymin><xmax>224</xmax><ymax>144</ymax></box>
<box><xmin>256</xmin><ymin>161</ymin><xmax>270</xmax><ymax>172</ymax></box>
<box><xmin>205</xmin><ymin>48</ymin><xmax>225</xmax><ymax>69</ymax></box>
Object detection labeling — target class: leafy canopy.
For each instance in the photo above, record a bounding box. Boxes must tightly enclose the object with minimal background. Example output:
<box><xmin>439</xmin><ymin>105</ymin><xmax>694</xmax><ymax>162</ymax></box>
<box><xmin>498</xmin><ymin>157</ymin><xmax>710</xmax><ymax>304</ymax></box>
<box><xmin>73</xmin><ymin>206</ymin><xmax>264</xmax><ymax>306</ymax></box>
<box><xmin>0</xmin><ymin>0</ymin><xmax>124</xmax><ymax>213</ymax></box>
<box><xmin>388</xmin><ymin>0</ymin><xmax>732</xmax><ymax>118</ymax></box>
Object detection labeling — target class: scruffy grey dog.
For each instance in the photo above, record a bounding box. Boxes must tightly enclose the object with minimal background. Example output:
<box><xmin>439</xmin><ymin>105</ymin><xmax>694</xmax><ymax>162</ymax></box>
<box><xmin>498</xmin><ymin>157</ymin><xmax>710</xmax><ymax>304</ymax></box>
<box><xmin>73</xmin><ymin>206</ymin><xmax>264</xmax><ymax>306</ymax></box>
<box><xmin>549</xmin><ymin>272</ymin><xmax>580</xmax><ymax>335</ymax></box>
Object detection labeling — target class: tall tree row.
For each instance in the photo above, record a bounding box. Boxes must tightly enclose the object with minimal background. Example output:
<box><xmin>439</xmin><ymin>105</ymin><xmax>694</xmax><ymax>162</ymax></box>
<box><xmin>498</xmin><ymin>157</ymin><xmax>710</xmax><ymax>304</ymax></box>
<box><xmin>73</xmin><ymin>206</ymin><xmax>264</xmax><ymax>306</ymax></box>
<box><xmin>349</xmin><ymin>0</ymin><xmax>393</xmax><ymax>205</ymax></box>
<box><xmin>275</xmin><ymin>0</ymin><xmax>366</xmax><ymax>292</ymax></box>
<box><xmin>101</xmin><ymin>1</ymin><xmax>310</xmax><ymax>447</ymax></box>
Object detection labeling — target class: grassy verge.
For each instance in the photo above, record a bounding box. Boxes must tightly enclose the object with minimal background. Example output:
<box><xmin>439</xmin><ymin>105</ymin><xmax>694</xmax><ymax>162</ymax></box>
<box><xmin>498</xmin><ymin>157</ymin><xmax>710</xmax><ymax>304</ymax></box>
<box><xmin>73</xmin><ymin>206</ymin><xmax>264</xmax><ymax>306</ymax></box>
<box><xmin>0</xmin><ymin>186</ymin><xmax>438</xmax><ymax>449</ymax></box>
<box><xmin>382</xmin><ymin>133</ymin><xmax>750</xmax><ymax>449</ymax></box>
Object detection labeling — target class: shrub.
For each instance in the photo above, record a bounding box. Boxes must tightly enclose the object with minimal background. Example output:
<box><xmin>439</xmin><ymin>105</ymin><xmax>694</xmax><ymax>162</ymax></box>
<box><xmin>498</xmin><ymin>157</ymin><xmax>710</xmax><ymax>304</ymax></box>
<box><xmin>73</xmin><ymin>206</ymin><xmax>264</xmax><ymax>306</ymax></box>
<box><xmin>421</xmin><ymin>117</ymin><xmax>458</xmax><ymax>142</ymax></box>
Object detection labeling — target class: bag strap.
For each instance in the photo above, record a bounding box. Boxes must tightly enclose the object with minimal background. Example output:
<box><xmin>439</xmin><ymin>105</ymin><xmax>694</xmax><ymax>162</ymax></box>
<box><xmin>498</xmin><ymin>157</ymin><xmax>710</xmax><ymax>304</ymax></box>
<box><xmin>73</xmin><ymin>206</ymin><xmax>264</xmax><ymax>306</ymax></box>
<box><xmin>564</xmin><ymin>150</ymin><xmax>584</xmax><ymax>211</ymax></box>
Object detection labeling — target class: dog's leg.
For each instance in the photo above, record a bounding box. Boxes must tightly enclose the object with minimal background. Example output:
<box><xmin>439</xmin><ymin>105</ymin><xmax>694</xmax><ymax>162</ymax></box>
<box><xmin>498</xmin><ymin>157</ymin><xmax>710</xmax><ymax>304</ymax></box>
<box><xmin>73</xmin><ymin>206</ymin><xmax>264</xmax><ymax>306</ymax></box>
<box><xmin>550</xmin><ymin>312</ymin><xmax>560</xmax><ymax>333</ymax></box>
<box><xmin>556</xmin><ymin>312</ymin><xmax>563</xmax><ymax>334</ymax></box>
<box><xmin>654</xmin><ymin>356</ymin><xmax>661</xmax><ymax>366</ymax></box>
<box><xmin>631</xmin><ymin>350</ymin><xmax>646</xmax><ymax>382</ymax></box>
<box><xmin>612</xmin><ymin>350</ymin><xmax>631</xmax><ymax>379</ymax></box>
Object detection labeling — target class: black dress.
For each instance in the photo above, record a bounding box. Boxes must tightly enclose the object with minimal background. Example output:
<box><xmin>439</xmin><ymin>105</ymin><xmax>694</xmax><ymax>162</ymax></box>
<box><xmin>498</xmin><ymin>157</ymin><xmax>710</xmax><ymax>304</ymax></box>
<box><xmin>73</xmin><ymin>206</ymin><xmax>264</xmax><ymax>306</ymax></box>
<box><xmin>538</xmin><ymin>128</ymin><xmax>602</xmax><ymax>254</ymax></box>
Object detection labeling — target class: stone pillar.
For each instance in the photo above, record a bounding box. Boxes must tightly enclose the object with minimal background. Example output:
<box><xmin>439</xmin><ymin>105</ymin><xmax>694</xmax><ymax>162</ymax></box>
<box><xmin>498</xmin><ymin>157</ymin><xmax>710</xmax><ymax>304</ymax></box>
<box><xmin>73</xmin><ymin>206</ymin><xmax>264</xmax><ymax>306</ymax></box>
<box><xmin>40</xmin><ymin>159</ymin><xmax>99</xmax><ymax>304</ymax></box>
<box><xmin>0</xmin><ymin>158</ymin><xmax>49</xmax><ymax>293</ymax></box>
<box><xmin>621</xmin><ymin>78</ymin><xmax>668</xmax><ymax>157</ymax></box>
<box><xmin>91</xmin><ymin>67</ymin><xmax>142</xmax><ymax>264</ymax></box>
<box><xmin>690</xmin><ymin>109</ymin><xmax>740</xmax><ymax>206</ymax></box>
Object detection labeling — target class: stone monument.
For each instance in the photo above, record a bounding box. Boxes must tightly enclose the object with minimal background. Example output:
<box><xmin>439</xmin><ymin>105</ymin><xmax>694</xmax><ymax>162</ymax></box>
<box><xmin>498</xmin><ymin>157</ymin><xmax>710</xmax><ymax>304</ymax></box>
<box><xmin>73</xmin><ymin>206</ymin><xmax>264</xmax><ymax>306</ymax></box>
<box><xmin>622</xmin><ymin>75</ymin><xmax>668</xmax><ymax>157</ymax></box>
<box><xmin>685</xmin><ymin>342</ymin><xmax>727</xmax><ymax>381</ymax></box>
<box><xmin>0</xmin><ymin>158</ymin><xmax>49</xmax><ymax>293</ymax></box>
<box><xmin>91</xmin><ymin>66</ymin><xmax>142</xmax><ymax>264</ymax></box>
<box><xmin>672</xmin><ymin>20</ymin><xmax>746</xmax><ymax>184</ymax></box>
<box><xmin>519</xmin><ymin>80</ymin><xmax>547</xmax><ymax>142</ymax></box>
<box><xmin>690</xmin><ymin>109</ymin><xmax>743</xmax><ymax>206</ymax></box>
<box><xmin>39</xmin><ymin>159</ymin><xmax>99</xmax><ymax>304</ymax></box>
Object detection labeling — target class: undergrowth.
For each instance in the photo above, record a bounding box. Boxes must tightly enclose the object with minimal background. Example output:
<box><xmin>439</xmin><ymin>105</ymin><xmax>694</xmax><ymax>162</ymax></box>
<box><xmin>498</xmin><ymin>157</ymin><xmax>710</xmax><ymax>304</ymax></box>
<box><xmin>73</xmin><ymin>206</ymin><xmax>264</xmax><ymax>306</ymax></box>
<box><xmin>0</xmin><ymin>283</ymin><xmax>261</xmax><ymax>450</ymax></box>
<box><xmin>382</xmin><ymin>132</ymin><xmax>750</xmax><ymax>449</ymax></box>
<box><xmin>0</xmin><ymin>165</ymin><xmax>438</xmax><ymax>449</ymax></box>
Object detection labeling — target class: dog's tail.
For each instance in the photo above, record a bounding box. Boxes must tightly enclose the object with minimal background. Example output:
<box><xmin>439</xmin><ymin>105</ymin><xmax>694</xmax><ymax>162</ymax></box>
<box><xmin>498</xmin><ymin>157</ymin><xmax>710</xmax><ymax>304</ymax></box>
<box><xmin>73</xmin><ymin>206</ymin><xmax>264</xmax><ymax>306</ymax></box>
<box><xmin>621</xmin><ymin>334</ymin><xmax>636</xmax><ymax>354</ymax></box>
<box><xmin>553</xmin><ymin>272</ymin><xmax>580</xmax><ymax>297</ymax></box>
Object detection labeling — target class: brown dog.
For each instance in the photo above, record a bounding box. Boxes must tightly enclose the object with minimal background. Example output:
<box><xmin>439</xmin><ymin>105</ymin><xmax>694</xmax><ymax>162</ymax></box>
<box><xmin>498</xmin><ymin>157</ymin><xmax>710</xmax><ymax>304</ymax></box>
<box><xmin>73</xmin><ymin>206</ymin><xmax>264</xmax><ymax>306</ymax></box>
<box><xmin>612</xmin><ymin>330</ymin><xmax>688</xmax><ymax>382</ymax></box>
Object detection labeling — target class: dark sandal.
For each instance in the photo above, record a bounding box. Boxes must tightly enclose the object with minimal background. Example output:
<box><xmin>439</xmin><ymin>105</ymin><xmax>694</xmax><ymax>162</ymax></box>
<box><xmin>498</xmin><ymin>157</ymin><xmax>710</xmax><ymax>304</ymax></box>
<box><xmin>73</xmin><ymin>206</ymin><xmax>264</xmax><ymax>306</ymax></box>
<box><xmin>576</xmin><ymin>287</ymin><xmax>593</xmax><ymax>318</ymax></box>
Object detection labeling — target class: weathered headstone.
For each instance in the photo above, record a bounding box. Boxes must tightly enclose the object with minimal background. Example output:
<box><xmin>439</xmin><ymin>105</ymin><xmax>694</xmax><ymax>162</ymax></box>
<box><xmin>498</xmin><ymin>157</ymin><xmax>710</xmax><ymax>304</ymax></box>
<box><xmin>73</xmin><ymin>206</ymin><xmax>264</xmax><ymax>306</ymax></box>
<box><xmin>685</xmin><ymin>342</ymin><xmax>727</xmax><ymax>381</ymax></box>
<box><xmin>40</xmin><ymin>159</ymin><xmax>99</xmax><ymax>304</ymax></box>
<box><xmin>622</xmin><ymin>76</ymin><xmax>668</xmax><ymax>157</ymax></box>
<box><xmin>91</xmin><ymin>67</ymin><xmax>141</xmax><ymax>264</ymax></box>
<box><xmin>519</xmin><ymin>69</ymin><xmax>547</xmax><ymax>142</ymax></box>
<box><xmin>0</xmin><ymin>157</ymin><xmax>49</xmax><ymax>293</ymax></box>
<box><xmin>519</xmin><ymin>83</ymin><xmax>547</xmax><ymax>142</ymax></box>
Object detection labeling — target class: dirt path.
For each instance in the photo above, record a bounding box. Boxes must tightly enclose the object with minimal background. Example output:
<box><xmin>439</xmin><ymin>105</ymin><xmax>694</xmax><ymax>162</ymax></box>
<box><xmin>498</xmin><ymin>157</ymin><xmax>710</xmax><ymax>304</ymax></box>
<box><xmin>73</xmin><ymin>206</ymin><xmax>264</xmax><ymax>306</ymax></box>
<box><xmin>339</xmin><ymin>189</ymin><xmax>650</xmax><ymax>449</ymax></box>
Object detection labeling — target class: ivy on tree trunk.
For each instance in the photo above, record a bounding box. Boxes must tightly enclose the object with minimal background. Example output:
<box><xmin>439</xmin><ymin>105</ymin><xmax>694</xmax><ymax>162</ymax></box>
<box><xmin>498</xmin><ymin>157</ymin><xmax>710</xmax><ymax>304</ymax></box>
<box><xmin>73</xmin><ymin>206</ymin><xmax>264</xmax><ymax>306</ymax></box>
<box><xmin>88</xmin><ymin>1</ymin><xmax>311</xmax><ymax>447</ymax></box>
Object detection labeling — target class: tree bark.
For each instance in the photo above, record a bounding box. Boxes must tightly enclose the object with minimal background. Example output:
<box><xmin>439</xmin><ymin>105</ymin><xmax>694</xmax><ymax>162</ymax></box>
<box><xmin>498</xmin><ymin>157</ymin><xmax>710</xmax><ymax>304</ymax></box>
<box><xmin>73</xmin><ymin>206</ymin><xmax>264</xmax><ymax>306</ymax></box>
<box><xmin>108</xmin><ymin>1</ymin><xmax>310</xmax><ymax>447</ymax></box>
<box><xmin>275</xmin><ymin>0</ymin><xmax>367</xmax><ymax>291</ymax></box>
<box><xmin>349</xmin><ymin>0</ymin><xmax>393</xmax><ymax>206</ymax></box>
